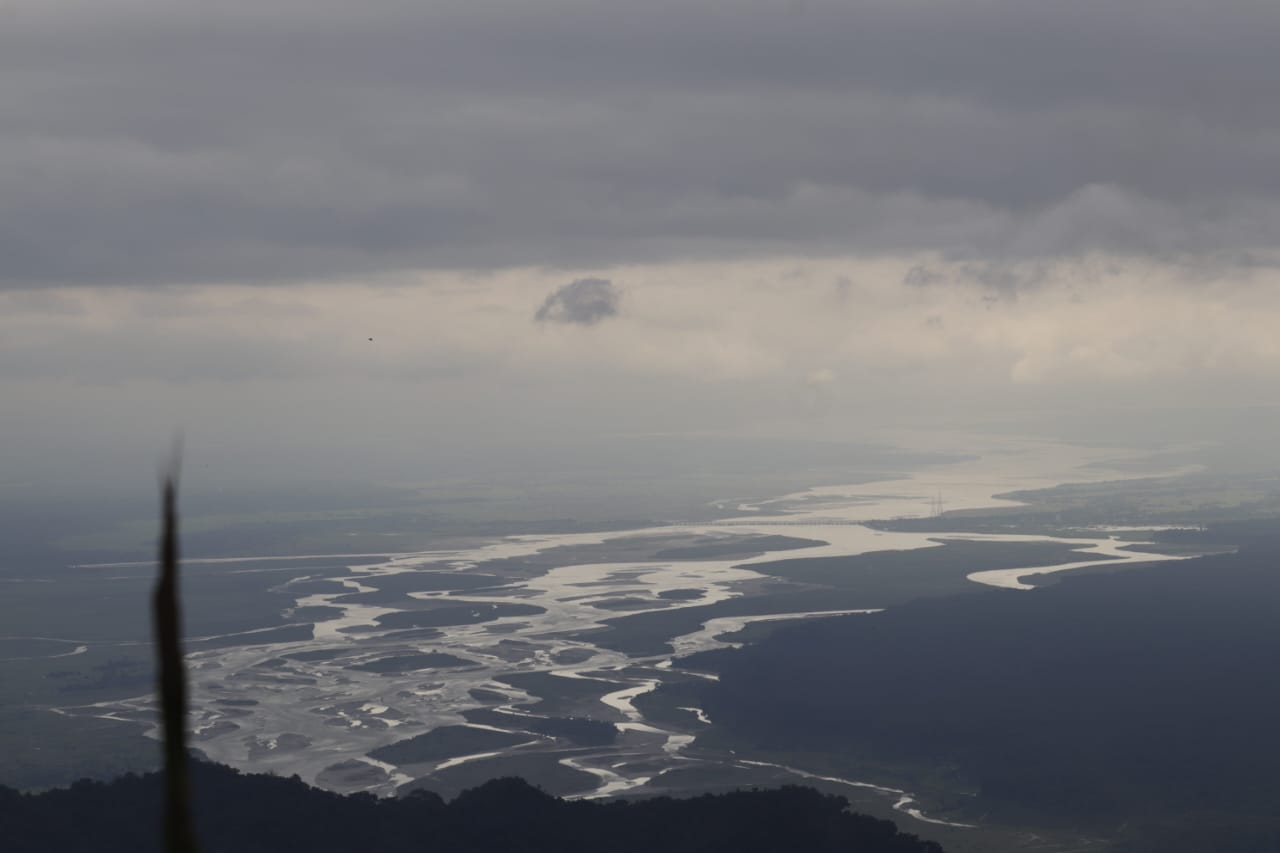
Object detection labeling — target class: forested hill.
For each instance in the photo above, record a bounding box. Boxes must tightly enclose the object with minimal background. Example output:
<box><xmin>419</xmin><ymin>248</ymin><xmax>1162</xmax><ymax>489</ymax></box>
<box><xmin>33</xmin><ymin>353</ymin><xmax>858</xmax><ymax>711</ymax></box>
<box><xmin>0</xmin><ymin>760</ymin><xmax>944</xmax><ymax>853</ymax></box>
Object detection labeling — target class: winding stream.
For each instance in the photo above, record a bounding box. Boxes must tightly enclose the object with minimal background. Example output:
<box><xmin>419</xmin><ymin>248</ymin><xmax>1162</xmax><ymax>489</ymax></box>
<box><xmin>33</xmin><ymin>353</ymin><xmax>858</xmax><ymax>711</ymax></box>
<box><xmin>54</xmin><ymin>442</ymin><xmax>1197</xmax><ymax>829</ymax></box>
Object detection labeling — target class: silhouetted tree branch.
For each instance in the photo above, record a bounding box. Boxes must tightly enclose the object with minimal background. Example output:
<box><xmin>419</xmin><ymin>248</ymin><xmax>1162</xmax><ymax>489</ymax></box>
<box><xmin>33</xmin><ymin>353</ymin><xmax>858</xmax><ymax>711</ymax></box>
<box><xmin>154</xmin><ymin>475</ymin><xmax>197</xmax><ymax>853</ymax></box>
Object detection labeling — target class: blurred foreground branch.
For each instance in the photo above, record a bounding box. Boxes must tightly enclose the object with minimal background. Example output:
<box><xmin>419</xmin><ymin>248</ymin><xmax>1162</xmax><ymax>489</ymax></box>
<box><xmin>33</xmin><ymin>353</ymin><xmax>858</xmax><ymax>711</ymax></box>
<box><xmin>154</xmin><ymin>476</ymin><xmax>197</xmax><ymax>853</ymax></box>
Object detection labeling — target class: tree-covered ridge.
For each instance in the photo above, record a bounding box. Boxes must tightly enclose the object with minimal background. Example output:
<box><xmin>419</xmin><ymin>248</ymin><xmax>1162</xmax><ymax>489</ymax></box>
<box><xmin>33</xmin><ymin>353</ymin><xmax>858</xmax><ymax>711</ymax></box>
<box><xmin>0</xmin><ymin>760</ymin><xmax>945</xmax><ymax>853</ymax></box>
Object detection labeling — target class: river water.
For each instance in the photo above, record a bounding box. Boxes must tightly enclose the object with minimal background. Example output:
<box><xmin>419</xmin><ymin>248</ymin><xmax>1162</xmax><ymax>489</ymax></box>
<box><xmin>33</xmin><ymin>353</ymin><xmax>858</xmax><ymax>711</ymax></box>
<box><xmin>59</xmin><ymin>439</ymin><xmax>1194</xmax><ymax>827</ymax></box>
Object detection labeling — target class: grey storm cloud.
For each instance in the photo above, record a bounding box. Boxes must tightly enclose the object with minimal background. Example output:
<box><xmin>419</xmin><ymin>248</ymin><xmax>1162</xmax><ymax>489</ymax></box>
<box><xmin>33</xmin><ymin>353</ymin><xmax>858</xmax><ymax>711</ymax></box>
<box><xmin>904</xmin><ymin>261</ymin><xmax>1053</xmax><ymax>295</ymax></box>
<box><xmin>4</xmin><ymin>0</ymin><xmax>1280</xmax><ymax>287</ymax></box>
<box><xmin>535</xmin><ymin>278</ymin><xmax>619</xmax><ymax>325</ymax></box>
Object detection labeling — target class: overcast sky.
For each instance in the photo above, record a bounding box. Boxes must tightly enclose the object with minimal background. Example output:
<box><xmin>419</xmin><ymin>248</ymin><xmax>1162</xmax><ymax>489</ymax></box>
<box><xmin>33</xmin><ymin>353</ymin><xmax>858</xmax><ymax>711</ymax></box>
<box><xmin>4</xmin><ymin>0</ymin><xmax>1280</xmax><ymax>493</ymax></box>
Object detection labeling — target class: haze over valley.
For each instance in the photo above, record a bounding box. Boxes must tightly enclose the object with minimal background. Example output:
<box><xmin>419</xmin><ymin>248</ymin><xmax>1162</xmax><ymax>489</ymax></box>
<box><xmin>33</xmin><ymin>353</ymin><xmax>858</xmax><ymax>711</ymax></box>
<box><xmin>8</xmin><ymin>434</ymin><xmax>1280</xmax><ymax>851</ymax></box>
<box><xmin>6</xmin><ymin>1</ymin><xmax>1280</xmax><ymax>850</ymax></box>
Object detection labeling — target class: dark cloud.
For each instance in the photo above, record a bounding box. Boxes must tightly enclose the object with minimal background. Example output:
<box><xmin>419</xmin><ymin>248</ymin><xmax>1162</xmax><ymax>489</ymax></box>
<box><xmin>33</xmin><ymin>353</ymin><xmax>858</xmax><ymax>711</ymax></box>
<box><xmin>535</xmin><ymin>278</ymin><xmax>619</xmax><ymax>325</ymax></box>
<box><xmin>903</xmin><ymin>267</ymin><xmax>946</xmax><ymax>289</ymax></box>
<box><xmin>904</xmin><ymin>261</ymin><xmax>1053</xmax><ymax>295</ymax></box>
<box><xmin>4</xmin><ymin>0</ymin><xmax>1280</xmax><ymax>287</ymax></box>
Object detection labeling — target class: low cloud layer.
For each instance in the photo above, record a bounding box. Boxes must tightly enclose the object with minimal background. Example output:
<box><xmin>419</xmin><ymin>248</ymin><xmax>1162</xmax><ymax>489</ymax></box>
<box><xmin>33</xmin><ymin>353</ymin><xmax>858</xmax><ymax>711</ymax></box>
<box><xmin>535</xmin><ymin>278</ymin><xmax>619</xmax><ymax>325</ymax></box>
<box><xmin>3</xmin><ymin>1</ymin><xmax>1280</xmax><ymax>287</ymax></box>
<box><xmin>7</xmin><ymin>256</ymin><xmax>1280</xmax><ymax>493</ymax></box>
<box><xmin>6</xmin><ymin>257</ymin><xmax>1278</xmax><ymax>394</ymax></box>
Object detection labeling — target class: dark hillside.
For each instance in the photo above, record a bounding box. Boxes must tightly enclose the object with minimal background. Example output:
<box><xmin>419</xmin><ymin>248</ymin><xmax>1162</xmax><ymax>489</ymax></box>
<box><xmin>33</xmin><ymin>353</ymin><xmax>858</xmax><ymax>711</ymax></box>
<box><xmin>0</xmin><ymin>760</ymin><xmax>944</xmax><ymax>853</ymax></box>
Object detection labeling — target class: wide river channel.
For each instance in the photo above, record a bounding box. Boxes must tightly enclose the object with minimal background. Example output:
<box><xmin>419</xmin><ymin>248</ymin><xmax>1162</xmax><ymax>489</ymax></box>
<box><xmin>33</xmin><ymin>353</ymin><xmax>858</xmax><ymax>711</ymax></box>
<box><xmin>65</xmin><ymin>440</ymin><xmax>1193</xmax><ymax>830</ymax></box>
